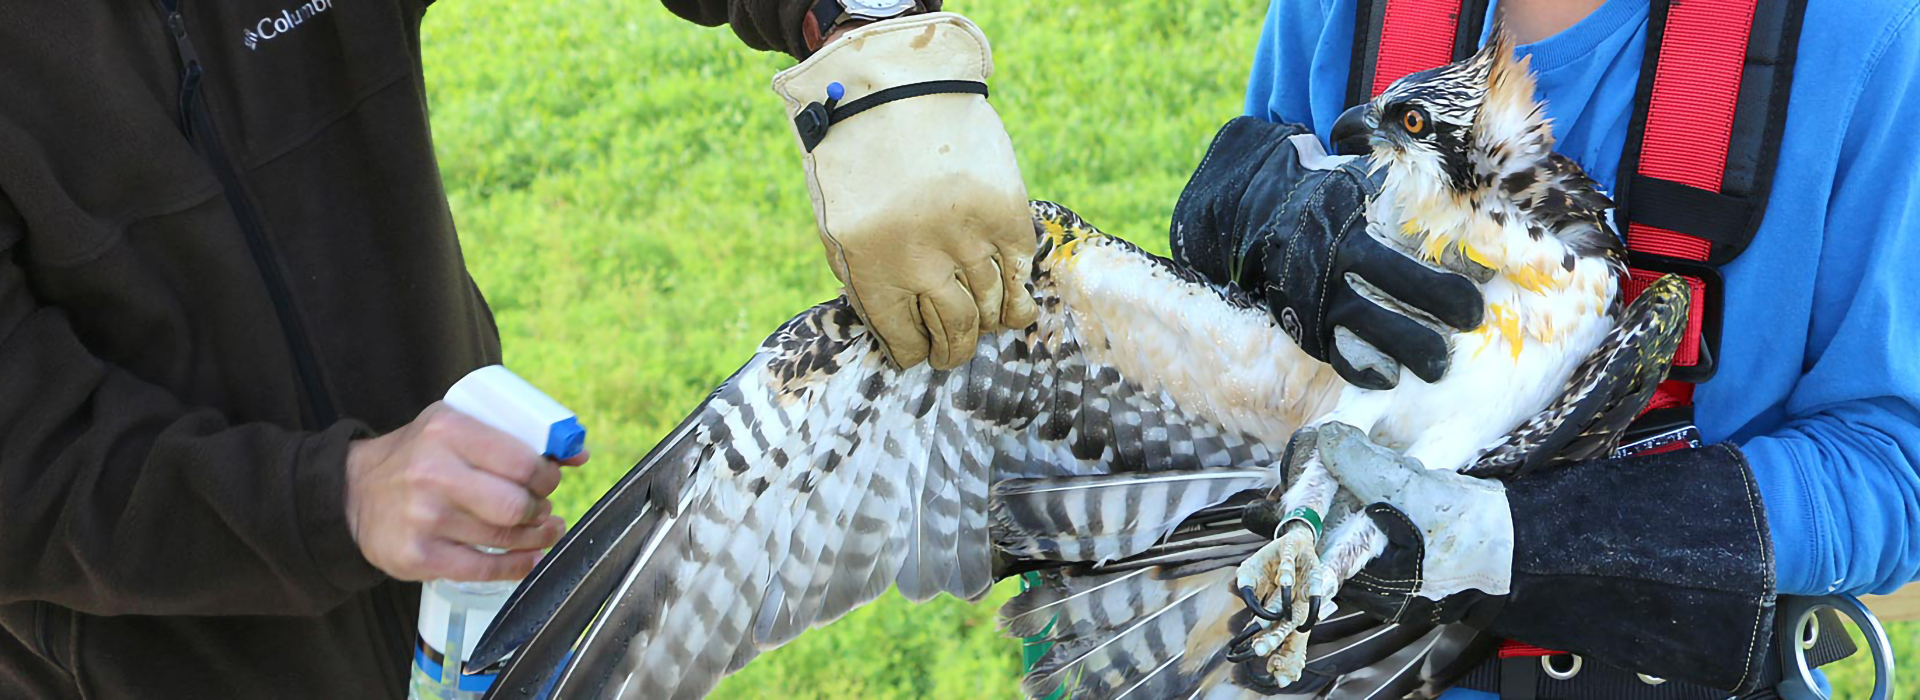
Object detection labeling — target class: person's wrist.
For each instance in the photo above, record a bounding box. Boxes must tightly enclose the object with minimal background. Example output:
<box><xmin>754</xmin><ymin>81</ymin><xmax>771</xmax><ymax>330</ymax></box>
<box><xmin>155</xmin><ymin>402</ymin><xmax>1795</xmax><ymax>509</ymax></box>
<box><xmin>809</xmin><ymin>2</ymin><xmax>933</xmax><ymax>53</ymax></box>
<box><xmin>341</xmin><ymin>434</ymin><xmax>393</xmax><ymax>547</ymax></box>
<box><xmin>296</xmin><ymin>421</ymin><xmax>389</xmax><ymax>592</ymax></box>
<box><xmin>823</xmin><ymin>19</ymin><xmax>873</xmax><ymax>44</ymax></box>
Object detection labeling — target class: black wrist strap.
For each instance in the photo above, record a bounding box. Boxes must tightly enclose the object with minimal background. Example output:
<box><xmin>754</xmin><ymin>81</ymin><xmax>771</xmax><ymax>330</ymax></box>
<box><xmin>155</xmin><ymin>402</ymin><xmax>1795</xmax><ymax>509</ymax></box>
<box><xmin>810</xmin><ymin>0</ymin><xmax>844</xmax><ymax>33</ymax></box>
<box><xmin>793</xmin><ymin>79</ymin><xmax>989</xmax><ymax>152</ymax></box>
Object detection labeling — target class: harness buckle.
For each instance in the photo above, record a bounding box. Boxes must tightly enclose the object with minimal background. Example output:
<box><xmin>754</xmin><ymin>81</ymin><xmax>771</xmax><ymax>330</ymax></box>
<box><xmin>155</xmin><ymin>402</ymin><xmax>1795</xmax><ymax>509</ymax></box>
<box><xmin>1615</xmin><ymin>406</ymin><xmax>1704</xmax><ymax>458</ymax></box>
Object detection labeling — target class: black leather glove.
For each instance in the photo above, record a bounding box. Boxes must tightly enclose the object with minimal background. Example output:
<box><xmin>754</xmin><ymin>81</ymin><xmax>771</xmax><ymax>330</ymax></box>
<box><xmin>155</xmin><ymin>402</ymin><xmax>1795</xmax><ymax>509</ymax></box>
<box><xmin>1338</xmin><ymin>444</ymin><xmax>1777</xmax><ymax>694</ymax></box>
<box><xmin>1170</xmin><ymin>117</ymin><xmax>1483</xmax><ymax>390</ymax></box>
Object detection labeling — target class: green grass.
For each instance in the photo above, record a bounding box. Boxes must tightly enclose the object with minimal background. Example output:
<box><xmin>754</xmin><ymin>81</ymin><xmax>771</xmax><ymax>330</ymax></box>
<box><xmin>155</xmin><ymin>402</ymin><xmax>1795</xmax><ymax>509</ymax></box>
<box><xmin>418</xmin><ymin>1</ymin><xmax>1910</xmax><ymax>696</ymax></box>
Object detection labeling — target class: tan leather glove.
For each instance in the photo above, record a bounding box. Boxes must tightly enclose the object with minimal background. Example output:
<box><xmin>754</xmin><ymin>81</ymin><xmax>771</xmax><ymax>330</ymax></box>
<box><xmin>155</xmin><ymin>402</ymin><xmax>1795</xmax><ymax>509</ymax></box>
<box><xmin>772</xmin><ymin>12</ymin><xmax>1038</xmax><ymax>370</ymax></box>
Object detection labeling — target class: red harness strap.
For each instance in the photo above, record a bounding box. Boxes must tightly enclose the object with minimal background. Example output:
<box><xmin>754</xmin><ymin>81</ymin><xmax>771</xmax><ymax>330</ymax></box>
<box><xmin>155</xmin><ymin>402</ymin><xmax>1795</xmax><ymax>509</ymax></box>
<box><xmin>1622</xmin><ymin>0</ymin><xmax>1758</xmax><ymax>413</ymax></box>
<box><xmin>1368</xmin><ymin>1</ymin><xmax>1464</xmax><ymax>96</ymax></box>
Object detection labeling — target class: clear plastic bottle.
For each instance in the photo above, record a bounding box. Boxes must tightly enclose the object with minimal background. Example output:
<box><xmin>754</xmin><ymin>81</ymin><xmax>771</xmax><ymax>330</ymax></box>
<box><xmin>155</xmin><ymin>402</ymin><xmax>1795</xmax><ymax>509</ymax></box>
<box><xmin>408</xmin><ymin>365</ymin><xmax>584</xmax><ymax>700</ymax></box>
<box><xmin>409</xmin><ymin>577</ymin><xmax>514</xmax><ymax>699</ymax></box>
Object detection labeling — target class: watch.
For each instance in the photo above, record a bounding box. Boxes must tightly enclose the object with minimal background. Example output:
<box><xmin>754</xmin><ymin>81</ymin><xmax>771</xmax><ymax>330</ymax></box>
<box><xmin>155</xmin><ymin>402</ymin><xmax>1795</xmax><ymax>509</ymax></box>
<box><xmin>802</xmin><ymin>0</ymin><xmax>925</xmax><ymax>54</ymax></box>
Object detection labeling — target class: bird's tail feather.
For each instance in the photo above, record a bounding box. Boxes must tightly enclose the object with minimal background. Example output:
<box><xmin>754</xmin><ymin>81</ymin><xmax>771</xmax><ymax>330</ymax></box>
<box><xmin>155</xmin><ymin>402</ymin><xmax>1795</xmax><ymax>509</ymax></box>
<box><xmin>1006</xmin><ymin>509</ymin><xmax>1279</xmax><ymax>699</ymax></box>
<box><xmin>1001</xmin><ymin>489</ymin><xmax>1494</xmax><ymax>700</ymax></box>
<box><xmin>1017</xmin><ymin>567</ymin><xmax>1240</xmax><ymax>700</ymax></box>
<box><xmin>1310</xmin><ymin>623</ymin><xmax>1494</xmax><ymax>700</ymax></box>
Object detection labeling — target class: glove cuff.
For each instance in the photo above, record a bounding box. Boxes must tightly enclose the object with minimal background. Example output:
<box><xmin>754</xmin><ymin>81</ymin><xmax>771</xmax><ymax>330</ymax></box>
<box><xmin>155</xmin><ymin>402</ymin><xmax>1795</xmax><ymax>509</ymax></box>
<box><xmin>1490</xmin><ymin>443</ymin><xmax>1776</xmax><ymax>693</ymax></box>
<box><xmin>1168</xmin><ymin>117</ymin><xmax>1311</xmax><ymax>292</ymax></box>
<box><xmin>772</xmin><ymin>13</ymin><xmax>994</xmax><ymax>142</ymax></box>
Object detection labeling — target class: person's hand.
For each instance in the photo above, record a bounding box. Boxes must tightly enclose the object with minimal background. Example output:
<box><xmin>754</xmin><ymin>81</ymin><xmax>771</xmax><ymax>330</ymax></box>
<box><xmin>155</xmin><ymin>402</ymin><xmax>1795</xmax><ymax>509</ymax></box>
<box><xmin>1170</xmin><ymin>117</ymin><xmax>1484</xmax><ymax>390</ymax></box>
<box><xmin>773</xmin><ymin>13</ymin><xmax>1038</xmax><ymax>370</ymax></box>
<box><xmin>1310</xmin><ymin>422</ymin><xmax>1514</xmax><ymax>622</ymax></box>
<box><xmin>344</xmin><ymin>402</ymin><xmax>589</xmax><ymax>582</ymax></box>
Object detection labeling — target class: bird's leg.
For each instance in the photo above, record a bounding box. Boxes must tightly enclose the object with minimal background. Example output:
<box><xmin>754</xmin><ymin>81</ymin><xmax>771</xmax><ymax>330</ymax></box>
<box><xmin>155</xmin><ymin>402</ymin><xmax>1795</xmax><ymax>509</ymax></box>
<box><xmin>1249</xmin><ymin>458</ymin><xmax>1392</xmax><ymax>685</ymax></box>
<box><xmin>1305</xmin><ymin>512</ymin><xmax>1390</xmax><ymax>622</ymax></box>
<box><xmin>1229</xmin><ymin>441</ymin><xmax>1338</xmax><ymax>685</ymax></box>
<box><xmin>1298</xmin><ymin>426</ymin><xmax>1415</xmax><ymax>624</ymax></box>
<box><xmin>1234</xmin><ymin>427</ymin><xmax>1335</xmax><ymax>605</ymax></box>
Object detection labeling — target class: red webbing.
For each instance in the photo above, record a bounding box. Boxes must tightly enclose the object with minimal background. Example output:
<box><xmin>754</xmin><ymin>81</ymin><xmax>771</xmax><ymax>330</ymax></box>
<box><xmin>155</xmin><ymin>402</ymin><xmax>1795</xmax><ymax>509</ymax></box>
<box><xmin>1623</xmin><ymin>268</ymin><xmax>1706</xmax><ymax>371</ymax></box>
<box><xmin>1370</xmin><ymin>0</ymin><xmax>1461</xmax><ymax>96</ymax></box>
<box><xmin>1497</xmin><ymin>641</ymin><xmax>1561</xmax><ymax>659</ymax></box>
<box><xmin>1626</xmin><ymin>0</ymin><xmax>1755</xmax><ymax>261</ymax></box>
<box><xmin>1623</xmin><ymin>0</ymin><xmax>1756</xmax><ymax>408</ymax></box>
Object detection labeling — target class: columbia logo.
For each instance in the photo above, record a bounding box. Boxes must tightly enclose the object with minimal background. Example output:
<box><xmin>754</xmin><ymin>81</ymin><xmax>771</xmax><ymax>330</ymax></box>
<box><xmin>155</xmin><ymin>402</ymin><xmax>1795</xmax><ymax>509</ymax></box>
<box><xmin>242</xmin><ymin>0</ymin><xmax>334</xmax><ymax>51</ymax></box>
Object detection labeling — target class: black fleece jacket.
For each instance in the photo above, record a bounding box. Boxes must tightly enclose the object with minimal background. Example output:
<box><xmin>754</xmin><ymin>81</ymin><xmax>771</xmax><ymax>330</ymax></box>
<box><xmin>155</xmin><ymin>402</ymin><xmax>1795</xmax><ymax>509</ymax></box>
<box><xmin>0</xmin><ymin>1</ymin><xmax>838</xmax><ymax>698</ymax></box>
<box><xmin>663</xmin><ymin>0</ymin><xmax>943</xmax><ymax>59</ymax></box>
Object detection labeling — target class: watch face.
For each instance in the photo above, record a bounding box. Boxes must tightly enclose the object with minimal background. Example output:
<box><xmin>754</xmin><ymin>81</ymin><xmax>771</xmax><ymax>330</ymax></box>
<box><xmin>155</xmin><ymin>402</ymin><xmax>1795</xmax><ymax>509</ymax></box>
<box><xmin>843</xmin><ymin>0</ymin><xmax>915</xmax><ymax>18</ymax></box>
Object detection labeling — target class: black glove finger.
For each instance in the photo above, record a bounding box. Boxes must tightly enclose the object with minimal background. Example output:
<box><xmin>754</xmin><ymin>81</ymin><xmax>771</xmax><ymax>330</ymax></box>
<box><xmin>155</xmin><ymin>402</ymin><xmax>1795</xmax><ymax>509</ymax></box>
<box><xmin>1339</xmin><ymin>234</ymin><xmax>1485</xmax><ymax>331</ymax></box>
<box><xmin>1328</xmin><ymin>294</ymin><xmax>1453</xmax><ymax>384</ymax></box>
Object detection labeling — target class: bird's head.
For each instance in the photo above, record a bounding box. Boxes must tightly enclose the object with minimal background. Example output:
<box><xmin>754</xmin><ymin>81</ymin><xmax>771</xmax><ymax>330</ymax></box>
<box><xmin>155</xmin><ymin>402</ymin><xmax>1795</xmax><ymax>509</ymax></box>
<box><xmin>1331</xmin><ymin>31</ymin><xmax>1552</xmax><ymax>199</ymax></box>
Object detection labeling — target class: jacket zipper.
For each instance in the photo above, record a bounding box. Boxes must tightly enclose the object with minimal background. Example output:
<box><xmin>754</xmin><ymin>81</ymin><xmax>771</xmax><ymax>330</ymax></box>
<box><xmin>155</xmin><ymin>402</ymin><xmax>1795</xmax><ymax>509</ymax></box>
<box><xmin>157</xmin><ymin>0</ymin><xmax>339</xmax><ymax>428</ymax></box>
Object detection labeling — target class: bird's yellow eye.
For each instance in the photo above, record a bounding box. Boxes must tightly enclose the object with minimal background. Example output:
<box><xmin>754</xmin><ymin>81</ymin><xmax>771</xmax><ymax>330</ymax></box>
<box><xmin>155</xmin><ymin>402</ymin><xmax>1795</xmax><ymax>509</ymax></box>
<box><xmin>1402</xmin><ymin>108</ymin><xmax>1428</xmax><ymax>134</ymax></box>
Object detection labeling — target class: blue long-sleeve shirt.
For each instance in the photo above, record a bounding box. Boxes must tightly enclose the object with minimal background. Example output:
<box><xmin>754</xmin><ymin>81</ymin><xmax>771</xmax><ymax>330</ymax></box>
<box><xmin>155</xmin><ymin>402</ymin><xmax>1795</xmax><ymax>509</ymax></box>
<box><xmin>1245</xmin><ymin>0</ymin><xmax>1920</xmax><ymax>600</ymax></box>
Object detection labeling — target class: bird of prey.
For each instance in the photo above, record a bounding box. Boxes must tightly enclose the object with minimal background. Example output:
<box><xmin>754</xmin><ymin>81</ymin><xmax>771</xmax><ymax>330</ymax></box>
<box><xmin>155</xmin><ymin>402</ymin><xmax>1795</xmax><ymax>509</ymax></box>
<box><xmin>469</xmin><ymin>33</ymin><xmax>1689</xmax><ymax>700</ymax></box>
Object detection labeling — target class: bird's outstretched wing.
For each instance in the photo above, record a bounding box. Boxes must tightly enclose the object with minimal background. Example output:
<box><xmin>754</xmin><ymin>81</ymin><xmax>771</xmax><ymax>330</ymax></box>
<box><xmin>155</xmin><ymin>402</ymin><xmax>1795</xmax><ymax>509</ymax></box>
<box><xmin>1464</xmin><ymin>273</ymin><xmax>1692</xmax><ymax>478</ymax></box>
<box><xmin>472</xmin><ymin>202</ymin><xmax>1337</xmax><ymax>700</ymax></box>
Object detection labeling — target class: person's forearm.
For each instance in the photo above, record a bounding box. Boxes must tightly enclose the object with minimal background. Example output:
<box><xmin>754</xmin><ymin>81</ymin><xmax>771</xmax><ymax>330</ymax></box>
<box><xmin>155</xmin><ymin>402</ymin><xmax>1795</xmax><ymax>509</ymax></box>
<box><xmin>0</xmin><ymin>259</ymin><xmax>383</xmax><ymax>616</ymax></box>
<box><xmin>1486</xmin><ymin>445</ymin><xmax>1775</xmax><ymax>692</ymax></box>
<box><xmin>1744</xmin><ymin>400</ymin><xmax>1920</xmax><ymax>596</ymax></box>
<box><xmin>658</xmin><ymin>0</ymin><xmax>943</xmax><ymax>60</ymax></box>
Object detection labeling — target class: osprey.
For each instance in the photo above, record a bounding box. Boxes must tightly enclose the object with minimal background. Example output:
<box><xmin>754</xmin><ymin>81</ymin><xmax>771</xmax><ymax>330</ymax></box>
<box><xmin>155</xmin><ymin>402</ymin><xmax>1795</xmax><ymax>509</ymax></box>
<box><xmin>468</xmin><ymin>35</ymin><xmax>1689</xmax><ymax>699</ymax></box>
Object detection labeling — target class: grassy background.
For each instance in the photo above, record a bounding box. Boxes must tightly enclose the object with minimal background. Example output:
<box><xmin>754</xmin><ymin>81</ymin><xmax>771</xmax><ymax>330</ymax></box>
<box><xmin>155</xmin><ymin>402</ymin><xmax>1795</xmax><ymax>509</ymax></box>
<box><xmin>418</xmin><ymin>1</ymin><xmax>1909</xmax><ymax>696</ymax></box>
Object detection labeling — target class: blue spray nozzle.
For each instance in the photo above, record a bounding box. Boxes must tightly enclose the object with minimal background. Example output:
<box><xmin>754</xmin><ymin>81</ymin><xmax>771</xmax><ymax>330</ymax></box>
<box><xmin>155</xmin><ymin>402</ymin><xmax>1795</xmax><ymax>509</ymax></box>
<box><xmin>545</xmin><ymin>417</ymin><xmax>586</xmax><ymax>461</ymax></box>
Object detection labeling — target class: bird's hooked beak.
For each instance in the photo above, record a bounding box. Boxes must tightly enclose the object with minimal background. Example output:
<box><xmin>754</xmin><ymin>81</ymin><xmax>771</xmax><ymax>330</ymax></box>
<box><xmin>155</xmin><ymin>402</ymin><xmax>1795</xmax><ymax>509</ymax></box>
<box><xmin>1331</xmin><ymin>103</ymin><xmax>1374</xmax><ymax>156</ymax></box>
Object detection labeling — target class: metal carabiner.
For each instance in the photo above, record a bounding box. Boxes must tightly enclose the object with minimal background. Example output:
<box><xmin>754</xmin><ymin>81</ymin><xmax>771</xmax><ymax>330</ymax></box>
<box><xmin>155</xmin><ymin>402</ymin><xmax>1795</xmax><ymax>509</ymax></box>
<box><xmin>1776</xmin><ymin>594</ymin><xmax>1895</xmax><ymax>700</ymax></box>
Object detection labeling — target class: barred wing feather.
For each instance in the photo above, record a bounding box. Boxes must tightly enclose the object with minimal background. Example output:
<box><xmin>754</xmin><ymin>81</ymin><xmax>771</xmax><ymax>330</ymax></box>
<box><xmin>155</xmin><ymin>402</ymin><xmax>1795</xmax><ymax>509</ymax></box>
<box><xmin>473</xmin><ymin>202</ymin><xmax>1339</xmax><ymax>700</ymax></box>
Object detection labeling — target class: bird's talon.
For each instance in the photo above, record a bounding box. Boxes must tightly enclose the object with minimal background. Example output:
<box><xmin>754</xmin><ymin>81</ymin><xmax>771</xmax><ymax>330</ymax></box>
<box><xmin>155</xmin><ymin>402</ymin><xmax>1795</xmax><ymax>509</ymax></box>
<box><xmin>1297</xmin><ymin>596</ymin><xmax>1323</xmax><ymax>633</ymax></box>
<box><xmin>1243</xmin><ymin>665</ymin><xmax>1284</xmax><ymax>692</ymax></box>
<box><xmin>1225</xmin><ymin>635</ymin><xmax>1261</xmax><ymax>663</ymax></box>
<box><xmin>1238</xmin><ymin>585</ymin><xmax>1289</xmax><ymax>621</ymax></box>
<box><xmin>1228</xmin><ymin>620</ymin><xmax>1264</xmax><ymax>650</ymax></box>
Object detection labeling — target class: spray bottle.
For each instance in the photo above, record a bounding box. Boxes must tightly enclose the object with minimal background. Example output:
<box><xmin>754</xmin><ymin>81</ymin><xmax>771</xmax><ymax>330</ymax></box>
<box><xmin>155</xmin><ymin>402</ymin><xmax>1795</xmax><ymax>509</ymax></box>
<box><xmin>408</xmin><ymin>365</ymin><xmax>585</xmax><ymax>700</ymax></box>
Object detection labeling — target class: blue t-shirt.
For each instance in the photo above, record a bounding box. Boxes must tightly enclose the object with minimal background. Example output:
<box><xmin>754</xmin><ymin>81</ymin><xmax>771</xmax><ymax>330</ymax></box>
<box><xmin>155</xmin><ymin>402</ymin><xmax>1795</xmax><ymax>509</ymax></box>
<box><xmin>1246</xmin><ymin>0</ymin><xmax>1920</xmax><ymax>689</ymax></box>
